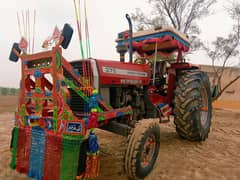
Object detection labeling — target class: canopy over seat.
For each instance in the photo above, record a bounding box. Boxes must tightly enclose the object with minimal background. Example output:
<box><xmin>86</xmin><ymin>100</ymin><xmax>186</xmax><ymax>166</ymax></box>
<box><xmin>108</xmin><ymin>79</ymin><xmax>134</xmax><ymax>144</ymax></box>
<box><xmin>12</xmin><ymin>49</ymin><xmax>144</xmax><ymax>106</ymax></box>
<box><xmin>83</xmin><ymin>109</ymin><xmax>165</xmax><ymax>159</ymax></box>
<box><xmin>116</xmin><ymin>26</ymin><xmax>190</xmax><ymax>57</ymax></box>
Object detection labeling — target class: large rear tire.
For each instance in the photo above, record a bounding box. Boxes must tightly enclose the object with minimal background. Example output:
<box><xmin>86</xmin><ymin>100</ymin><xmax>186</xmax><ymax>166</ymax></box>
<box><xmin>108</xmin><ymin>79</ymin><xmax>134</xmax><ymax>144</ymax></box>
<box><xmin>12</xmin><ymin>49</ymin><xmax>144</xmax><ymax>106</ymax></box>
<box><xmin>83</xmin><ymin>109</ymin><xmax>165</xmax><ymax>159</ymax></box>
<box><xmin>124</xmin><ymin>119</ymin><xmax>160</xmax><ymax>179</ymax></box>
<box><xmin>173</xmin><ymin>70</ymin><xmax>212</xmax><ymax>141</ymax></box>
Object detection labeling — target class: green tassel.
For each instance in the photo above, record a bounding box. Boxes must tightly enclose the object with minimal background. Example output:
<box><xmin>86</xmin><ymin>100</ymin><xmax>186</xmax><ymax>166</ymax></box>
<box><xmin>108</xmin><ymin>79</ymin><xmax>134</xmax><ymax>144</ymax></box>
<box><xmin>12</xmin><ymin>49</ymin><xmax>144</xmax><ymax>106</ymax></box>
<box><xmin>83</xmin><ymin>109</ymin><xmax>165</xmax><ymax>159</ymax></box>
<box><xmin>60</xmin><ymin>136</ymin><xmax>83</xmax><ymax>180</ymax></box>
<box><xmin>10</xmin><ymin>127</ymin><xmax>19</xmax><ymax>169</ymax></box>
<box><xmin>53</xmin><ymin>107</ymin><xmax>58</xmax><ymax>132</ymax></box>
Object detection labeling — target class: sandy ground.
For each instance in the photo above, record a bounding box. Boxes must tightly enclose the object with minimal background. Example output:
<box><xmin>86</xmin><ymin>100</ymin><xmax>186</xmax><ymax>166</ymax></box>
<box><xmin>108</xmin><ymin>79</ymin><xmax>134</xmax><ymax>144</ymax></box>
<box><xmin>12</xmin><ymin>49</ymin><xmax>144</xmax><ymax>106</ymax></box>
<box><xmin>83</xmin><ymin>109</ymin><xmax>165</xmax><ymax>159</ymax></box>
<box><xmin>0</xmin><ymin>96</ymin><xmax>240</xmax><ymax>180</ymax></box>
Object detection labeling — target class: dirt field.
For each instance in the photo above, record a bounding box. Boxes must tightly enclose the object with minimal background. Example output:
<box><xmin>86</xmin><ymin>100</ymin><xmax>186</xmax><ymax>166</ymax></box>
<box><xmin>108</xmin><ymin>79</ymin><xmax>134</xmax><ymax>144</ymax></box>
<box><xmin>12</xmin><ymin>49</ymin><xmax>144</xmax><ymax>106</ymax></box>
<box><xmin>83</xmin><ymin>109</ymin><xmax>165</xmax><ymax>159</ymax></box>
<box><xmin>213</xmin><ymin>100</ymin><xmax>240</xmax><ymax>111</ymax></box>
<box><xmin>0</xmin><ymin>96</ymin><xmax>240</xmax><ymax>180</ymax></box>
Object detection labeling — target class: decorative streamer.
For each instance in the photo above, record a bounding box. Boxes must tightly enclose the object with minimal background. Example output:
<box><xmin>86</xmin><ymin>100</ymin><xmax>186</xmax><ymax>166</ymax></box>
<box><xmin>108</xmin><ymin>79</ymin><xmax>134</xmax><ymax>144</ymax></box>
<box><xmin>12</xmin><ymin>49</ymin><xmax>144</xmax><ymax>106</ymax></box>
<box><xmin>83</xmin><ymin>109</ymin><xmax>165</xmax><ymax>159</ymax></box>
<box><xmin>32</xmin><ymin>10</ymin><xmax>36</xmax><ymax>54</ymax></box>
<box><xmin>17</xmin><ymin>12</ymin><xmax>22</xmax><ymax>37</ymax></box>
<box><xmin>27</xmin><ymin>9</ymin><xmax>31</xmax><ymax>54</ymax></box>
<box><xmin>21</xmin><ymin>11</ymin><xmax>26</xmax><ymax>39</ymax></box>
<box><xmin>78</xmin><ymin>0</ymin><xmax>85</xmax><ymax>58</ymax></box>
<box><xmin>17</xmin><ymin>10</ymin><xmax>36</xmax><ymax>54</ymax></box>
<box><xmin>72</xmin><ymin>0</ymin><xmax>92</xmax><ymax>59</ymax></box>
<box><xmin>84</xmin><ymin>0</ymin><xmax>91</xmax><ymax>58</ymax></box>
<box><xmin>25</xmin><ymin>10</ymin><xmax>28</xmax><ymax>43</ymax></box>
<box><xmin>73</xmin><ymin>0</ymin><xmax>85</xmax><ymax>59</ymax></box>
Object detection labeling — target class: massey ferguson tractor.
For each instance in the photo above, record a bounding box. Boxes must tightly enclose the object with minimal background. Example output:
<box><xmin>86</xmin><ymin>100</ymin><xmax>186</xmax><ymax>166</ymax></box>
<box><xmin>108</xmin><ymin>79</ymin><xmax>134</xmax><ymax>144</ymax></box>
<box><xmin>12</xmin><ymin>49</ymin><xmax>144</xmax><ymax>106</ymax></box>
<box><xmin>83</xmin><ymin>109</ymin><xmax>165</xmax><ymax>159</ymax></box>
<box><xmin>9</xmin><ymin>14</ymin><xmax>212</xmax><ymax>180</ymax></box>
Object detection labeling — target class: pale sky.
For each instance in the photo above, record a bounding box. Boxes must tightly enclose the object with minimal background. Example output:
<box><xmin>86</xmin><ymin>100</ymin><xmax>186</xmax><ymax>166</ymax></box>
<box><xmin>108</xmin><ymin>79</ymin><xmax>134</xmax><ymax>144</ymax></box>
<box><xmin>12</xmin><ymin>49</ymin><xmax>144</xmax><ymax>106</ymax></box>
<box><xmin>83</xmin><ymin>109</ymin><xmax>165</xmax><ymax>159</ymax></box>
<box><xmin>0</xmin><ymin>0</ymin><xmax>234</xmax><ymax>88</ymax></box>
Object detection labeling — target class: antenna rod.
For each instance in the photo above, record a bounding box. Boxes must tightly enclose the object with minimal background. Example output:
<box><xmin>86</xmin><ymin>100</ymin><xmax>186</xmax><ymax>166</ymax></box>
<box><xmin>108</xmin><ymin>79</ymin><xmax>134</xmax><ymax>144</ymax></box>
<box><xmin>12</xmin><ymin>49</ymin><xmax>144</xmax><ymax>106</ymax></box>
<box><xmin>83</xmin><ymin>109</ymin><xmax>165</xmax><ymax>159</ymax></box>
<box><xmin>153</xmin><ymin>41</ymin><xmax>158</xmax><ymax>85</ymax></box>
<box><xmin>125</xmin><ymin>14</ymin><xmax>133</xmax><ymax>63</ymax></box>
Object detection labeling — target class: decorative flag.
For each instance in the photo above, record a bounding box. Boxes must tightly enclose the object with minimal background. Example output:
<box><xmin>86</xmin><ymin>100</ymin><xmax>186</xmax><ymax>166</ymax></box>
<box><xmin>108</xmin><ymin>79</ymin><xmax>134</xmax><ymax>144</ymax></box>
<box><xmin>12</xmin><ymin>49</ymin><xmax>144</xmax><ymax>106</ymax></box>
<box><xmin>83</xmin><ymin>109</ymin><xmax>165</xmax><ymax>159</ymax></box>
<box><xmin>19</xmin><ymin>37</ymin><xmax>28</xmax><ymax>51</ymax></box>
<box><xmin>52</xmin><ymin>26</ymin><xmax>61</xmax><ymax>40</ymax></box>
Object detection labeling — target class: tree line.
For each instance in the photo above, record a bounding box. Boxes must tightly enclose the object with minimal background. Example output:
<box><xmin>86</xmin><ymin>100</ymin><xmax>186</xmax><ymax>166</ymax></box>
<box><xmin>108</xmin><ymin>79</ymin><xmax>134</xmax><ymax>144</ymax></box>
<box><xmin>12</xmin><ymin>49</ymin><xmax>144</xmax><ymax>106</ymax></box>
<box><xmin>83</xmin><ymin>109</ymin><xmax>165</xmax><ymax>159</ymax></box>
<box><xmin>0</xmin><ymin>87</ymin><xmax>19</xmax><ymax>96</ymax></box>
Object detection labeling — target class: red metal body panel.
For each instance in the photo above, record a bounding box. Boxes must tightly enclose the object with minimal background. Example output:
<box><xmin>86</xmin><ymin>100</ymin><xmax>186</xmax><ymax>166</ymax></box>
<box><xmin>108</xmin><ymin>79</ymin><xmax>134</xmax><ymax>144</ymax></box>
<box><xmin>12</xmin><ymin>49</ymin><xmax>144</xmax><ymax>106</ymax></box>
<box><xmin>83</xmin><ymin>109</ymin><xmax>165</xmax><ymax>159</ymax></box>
<box><xmin>16</xmin><ymin>127</ymin><xmax>31</xmax><ymax>174</ymax></box>
<box><xmin>132</xmin><ymin>36</ymin><xmax>189</xmax><ymax>57</ymax></box>
<box><xmin>42</xmin><ymin>132</ymin><xmax>62</xmax><ymax>180</ymax></box>
<box><xmin>96</xmin><ymin>60</ymin><xmax>151</xmax><ymax>86</ymax></box>
<box><xmin>148</xmin><ymin>93</ymin><xmax>166</xmax><ymax>106</ymax></box>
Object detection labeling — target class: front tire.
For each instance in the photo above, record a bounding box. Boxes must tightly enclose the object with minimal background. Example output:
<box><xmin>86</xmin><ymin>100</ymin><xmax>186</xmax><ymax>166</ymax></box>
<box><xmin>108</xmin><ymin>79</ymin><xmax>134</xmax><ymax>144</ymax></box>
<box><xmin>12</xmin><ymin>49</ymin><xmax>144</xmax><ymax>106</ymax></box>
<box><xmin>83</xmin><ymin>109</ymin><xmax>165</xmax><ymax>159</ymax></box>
<box><xmin>173</xmin><ymin>70</ymin><xmax>212</xmax><ymax>141</ymax></box>
<box><xmin>124</xmin><ymin>119</ymin><xmax>160</xmax><ymax>179</ymax></box>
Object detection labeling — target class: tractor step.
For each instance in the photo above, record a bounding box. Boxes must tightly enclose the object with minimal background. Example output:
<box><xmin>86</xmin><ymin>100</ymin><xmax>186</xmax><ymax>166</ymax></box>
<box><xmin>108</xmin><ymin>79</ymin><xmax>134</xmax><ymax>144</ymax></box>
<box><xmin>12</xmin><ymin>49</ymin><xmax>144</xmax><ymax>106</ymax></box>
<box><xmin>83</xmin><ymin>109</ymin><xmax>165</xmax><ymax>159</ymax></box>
<box><xmin>156</xmin><ymin>103</ymin><xmax>172</xmax><ymax>123</ymax></box>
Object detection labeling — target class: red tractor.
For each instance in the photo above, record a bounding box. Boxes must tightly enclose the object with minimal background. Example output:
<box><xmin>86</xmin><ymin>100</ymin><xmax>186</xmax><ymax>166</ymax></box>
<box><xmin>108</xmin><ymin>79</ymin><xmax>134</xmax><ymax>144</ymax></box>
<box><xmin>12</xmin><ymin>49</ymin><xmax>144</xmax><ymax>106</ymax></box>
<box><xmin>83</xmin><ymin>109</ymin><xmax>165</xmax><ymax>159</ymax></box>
<box><xmin>9</xmin><ymin>14</ymin><xmax>212</xmax><ymax>180</ymax></box>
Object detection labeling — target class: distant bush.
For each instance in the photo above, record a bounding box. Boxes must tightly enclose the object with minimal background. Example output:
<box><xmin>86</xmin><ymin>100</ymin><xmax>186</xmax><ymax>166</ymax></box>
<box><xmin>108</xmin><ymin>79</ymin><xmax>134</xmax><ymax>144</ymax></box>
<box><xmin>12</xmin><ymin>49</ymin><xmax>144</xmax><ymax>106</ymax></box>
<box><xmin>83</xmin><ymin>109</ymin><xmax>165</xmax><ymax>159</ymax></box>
<box><xmin>0</xmin><ymin>87</ymin><xmax>19</xmax><ymax>96</ymax></box>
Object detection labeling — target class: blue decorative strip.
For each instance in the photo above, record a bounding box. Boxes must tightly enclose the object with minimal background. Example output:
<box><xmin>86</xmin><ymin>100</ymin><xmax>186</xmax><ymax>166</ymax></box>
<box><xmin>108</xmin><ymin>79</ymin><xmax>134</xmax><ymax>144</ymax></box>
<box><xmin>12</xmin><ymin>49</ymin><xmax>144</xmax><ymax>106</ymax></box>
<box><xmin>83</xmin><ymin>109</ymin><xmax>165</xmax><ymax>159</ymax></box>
<box><xmin>28</xmin><ymin>127</ymin><xmax>46</xmax><ymax>180</ymax></box>
<box><xmin>157</xmin><ymin>103</ymin><xmax>167</xmax><ymax>109</ymax></box>
<box><xmin>117</xmin><ymin>31</ymin><xmax>190</xmax><ymax>48</ymax></box>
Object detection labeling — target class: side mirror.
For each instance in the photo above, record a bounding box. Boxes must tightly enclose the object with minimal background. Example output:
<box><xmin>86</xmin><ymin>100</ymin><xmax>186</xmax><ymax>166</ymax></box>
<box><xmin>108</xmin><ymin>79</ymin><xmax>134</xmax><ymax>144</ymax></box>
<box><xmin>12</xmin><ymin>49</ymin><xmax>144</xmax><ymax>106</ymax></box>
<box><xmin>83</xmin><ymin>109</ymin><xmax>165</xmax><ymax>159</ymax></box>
<box><xmin>9</xmin><ymin>43</ymin><xmax>21</xmax><ymax>62</ymax></box>
<box><xmin>61</xmin><ymin>23</ymin><xmax>73</xmax><ymax>49</ymax></box>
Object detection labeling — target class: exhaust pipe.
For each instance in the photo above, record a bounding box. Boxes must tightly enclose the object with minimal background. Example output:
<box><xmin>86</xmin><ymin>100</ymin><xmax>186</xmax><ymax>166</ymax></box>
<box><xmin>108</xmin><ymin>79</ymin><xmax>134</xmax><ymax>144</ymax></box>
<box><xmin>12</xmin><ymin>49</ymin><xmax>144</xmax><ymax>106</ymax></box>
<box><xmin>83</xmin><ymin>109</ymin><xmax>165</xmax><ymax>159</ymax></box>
<box><xmin>125</xmin><ymin>14</ymin><xmax>133</xmax><ymax>63</ymax></box>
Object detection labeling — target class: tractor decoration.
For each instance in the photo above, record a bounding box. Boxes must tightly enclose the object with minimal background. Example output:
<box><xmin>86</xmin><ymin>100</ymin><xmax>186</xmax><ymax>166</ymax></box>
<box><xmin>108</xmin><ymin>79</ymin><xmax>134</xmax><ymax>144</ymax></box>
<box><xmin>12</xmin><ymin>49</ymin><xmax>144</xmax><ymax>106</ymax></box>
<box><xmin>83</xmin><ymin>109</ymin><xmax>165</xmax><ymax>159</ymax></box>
<box><xmin>9</xmin><ymin>9</ymin><xmax>212</xmax><ymax>180</ymax></box>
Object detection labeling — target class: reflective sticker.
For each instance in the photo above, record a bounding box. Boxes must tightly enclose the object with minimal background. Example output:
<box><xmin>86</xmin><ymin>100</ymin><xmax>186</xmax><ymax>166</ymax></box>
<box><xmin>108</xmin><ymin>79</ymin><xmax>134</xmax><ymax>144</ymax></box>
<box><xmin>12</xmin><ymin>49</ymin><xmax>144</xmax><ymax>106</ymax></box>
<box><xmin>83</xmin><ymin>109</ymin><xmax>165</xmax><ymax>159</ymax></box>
<box><xmin>66</xmin><ymin>122</ymin><xmax>82</xmax><ymax>133</ymax></box>
<box><xmin>120</xmin><ymin>79</ymin><xmax>142</xmax><ymax>84</ymax></box>
<box><xmin>102</xmin><ymin>66</ymin><xmax>148</xmax><ymax>77</ymax></box>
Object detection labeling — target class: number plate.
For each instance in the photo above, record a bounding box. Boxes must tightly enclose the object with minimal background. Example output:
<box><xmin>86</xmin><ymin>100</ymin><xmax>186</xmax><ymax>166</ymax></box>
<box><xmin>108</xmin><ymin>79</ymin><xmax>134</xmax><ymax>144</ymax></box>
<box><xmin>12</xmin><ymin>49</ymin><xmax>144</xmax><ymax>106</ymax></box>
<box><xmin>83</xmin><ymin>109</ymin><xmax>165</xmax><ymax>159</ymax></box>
<box><xmin>66</xmin><ymin>122</ymin><xmax>82</xmax><ymax>133</ymax></box>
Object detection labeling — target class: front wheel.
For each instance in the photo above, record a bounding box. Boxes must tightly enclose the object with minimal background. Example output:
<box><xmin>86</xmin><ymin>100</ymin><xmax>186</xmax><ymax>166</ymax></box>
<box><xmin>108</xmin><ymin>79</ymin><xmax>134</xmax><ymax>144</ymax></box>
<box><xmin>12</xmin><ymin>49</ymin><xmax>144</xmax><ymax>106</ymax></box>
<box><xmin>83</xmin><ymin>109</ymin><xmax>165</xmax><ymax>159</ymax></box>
<box><xmin>173</xmin><ymin>70</ymin><xmax>212</xmax><ymax>141</ymax></box>
<box><xmin>124</xmin><ymin>119</ymin><xmax>160</xmax><ymax>179</ymax></box>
